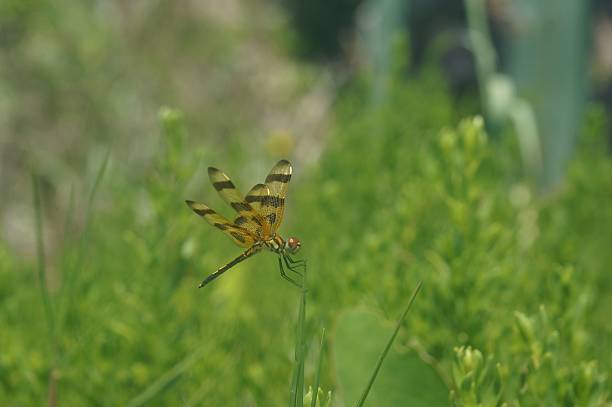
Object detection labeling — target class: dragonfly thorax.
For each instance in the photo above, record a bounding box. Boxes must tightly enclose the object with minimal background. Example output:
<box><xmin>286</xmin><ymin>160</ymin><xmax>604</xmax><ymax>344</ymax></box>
<box><xmin>265</xmin><ymin>235</ymin><xmax>301</xmax><ymax>255</ymax></box>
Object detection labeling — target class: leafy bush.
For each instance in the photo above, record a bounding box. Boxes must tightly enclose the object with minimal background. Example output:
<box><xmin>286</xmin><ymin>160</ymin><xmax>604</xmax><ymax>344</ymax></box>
<box><xmin>1</xmin><ymin>61</ymin><xmax>610</xmax><ymax>406</ymax></box>
<box><xmin>300</xmin><ymin>76</ymin><xmax>611</xmax><ymax>404</ymax></box>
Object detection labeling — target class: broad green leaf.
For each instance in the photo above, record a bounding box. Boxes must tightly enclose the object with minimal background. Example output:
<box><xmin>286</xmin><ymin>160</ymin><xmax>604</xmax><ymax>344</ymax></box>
<box><xmin>335</xmin><ymin>308</ymin><xmax>448</xmax><ymax>407</ymax></box>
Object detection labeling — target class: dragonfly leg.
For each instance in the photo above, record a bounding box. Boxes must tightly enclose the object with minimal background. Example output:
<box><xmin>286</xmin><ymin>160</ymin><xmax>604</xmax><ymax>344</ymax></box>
<box><xmin>285</xmin><ymin>255</ymin><xmax>306</xmax><ymax>266</ymax></box>
<box><xmin>283</xmin><ymin>254</ymin><xmax>304</xmax><ymax>277</ymax></box>
<box><xmin>278</xmin><ymin>257</ymin><xmax>302</xmax><ymax>288</ymax></box>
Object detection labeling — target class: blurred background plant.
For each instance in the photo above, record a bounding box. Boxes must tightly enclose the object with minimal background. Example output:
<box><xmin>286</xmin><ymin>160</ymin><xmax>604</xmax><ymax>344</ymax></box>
<box><xmin>1</xmin><ymin>0</ymin><xmax>611</xmax><ymax>405</ymax></box>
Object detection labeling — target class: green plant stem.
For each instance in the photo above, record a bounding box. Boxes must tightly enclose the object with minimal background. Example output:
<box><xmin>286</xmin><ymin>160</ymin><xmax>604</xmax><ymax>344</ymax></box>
<box><xmin>60</xmin><ymin>152</ymin><xmax>110</xmax><ymax>316</ymax></box>
<box><xmin>310</xmin><ymin>328</ymin><xmax>326</xmax><ymax>407</ymax></box>
<box><xmin>32</xmin><ymin>174</ymin><xmax>55</xmax><ymax>341</ymax></box>
<box><xmin>289</xmin><ymin>262</ymin><xmax>307</xmax><ymax>407</ymax></box>
<box><xmin>33</xmin><ymin>174</ymin><xmax>61</xmax><ymax>407</ymax></box>
<box><xmin>356</xmin><ymin>280</ymin><xmax>423</xmax><ymax>407</ymax></box>
<box><xmin>126</xmin><ymin>348</ymin><xmax>207</xmax><ymax>407</ymax></box>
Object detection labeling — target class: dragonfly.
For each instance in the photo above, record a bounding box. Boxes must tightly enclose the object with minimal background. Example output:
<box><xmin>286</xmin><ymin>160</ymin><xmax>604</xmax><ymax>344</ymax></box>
<box><xmin>185</xmin><ymin>159</ymin><xmax>305</xmax><ymax>288</ymax></box>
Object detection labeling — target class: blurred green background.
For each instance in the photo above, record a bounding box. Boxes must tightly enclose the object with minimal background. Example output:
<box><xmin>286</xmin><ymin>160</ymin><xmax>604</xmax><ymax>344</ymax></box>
<box><xmin>1</xmin><ymin>0</ymin><xmax>611</xmax><ymax>405</ymax></box>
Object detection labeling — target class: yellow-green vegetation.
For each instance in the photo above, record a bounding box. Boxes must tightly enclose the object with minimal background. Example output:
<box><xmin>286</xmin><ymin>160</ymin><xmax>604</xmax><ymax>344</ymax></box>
<box><xmin>1</xmin><ymin>2</ymin><xmax>611</xmax><ymax>404</ymax></box>
<box><xmin>2</xmin><ymin>69</ymin><xmax>611</xmax><ymax>405</ymax></box>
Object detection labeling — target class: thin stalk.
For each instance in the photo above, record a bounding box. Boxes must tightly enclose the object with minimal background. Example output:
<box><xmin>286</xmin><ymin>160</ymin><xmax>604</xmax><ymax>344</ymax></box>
<box><xmin>32</xmin><ymin>174</ymin><xmax>60</xmax><ymax>407</ymax></box>
<box><xmin>80</xmin><ymin>150</ymin><xmax>110</xmax><ymax>253</ymax></box>
<box><xmin>32</xmin><ymin>174</ymin><xmax>55</xmax><ymax>339</ymax></box>
<box><xmin>289</xmin><ymin>262</ymin><xmax>307</xmax><ymax>407</ymax></box>
<box><xmin>59</xmin><ymin>151</ymin><xmax>110</xmax><ymax>326</ymax></box>
<box><xmin>71</xmin><ymin>150</ymin><xmax>110</xmax><ymax>272</ymax></box>
<box><xmin>356</xmin><ymin>281</ymin><xmax>423</xmax><ymax>407</ymax></box>
<box><xmin>310</xmin><ymin>328</ymin><xmax>326</xmax><ymax>407</ymax></box>
<box><xmin>126</xmin><ymin>347</ymin><xmax>207</xmax><ymax>407</ymax></box>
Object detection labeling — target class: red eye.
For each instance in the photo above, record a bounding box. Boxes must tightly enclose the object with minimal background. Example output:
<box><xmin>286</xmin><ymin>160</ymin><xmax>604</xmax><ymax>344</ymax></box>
<box><xmin>286</xmin><ymin>237</ymin><xmax>301</xmax><ymax>253</ymax></box>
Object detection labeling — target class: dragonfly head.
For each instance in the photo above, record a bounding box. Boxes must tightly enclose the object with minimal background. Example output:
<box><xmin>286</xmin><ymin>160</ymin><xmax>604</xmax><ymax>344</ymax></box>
<box><xmin>285</xmin><ymin>237</ymin><xmax>301</xmax><ymax>254</ymax></box>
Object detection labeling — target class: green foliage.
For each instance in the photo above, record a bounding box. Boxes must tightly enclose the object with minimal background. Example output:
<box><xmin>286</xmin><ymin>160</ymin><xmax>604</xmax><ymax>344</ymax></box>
<box><xmin>290</xmin><ymin>265</ymin><xmax>307</xmax><ymax>407</ymax></box>
<box><xmin>509</xmin><ymin>307</ymin><xmax>609</xmax><ymax>406</ymax></box>
<box><xmin>303</xmin><ymin>386</ymin><xmax>332</xmax><ymax>407</ymax></box>
<box><xmin>451</xmin><ymin>346</ymin><xmax>502</xmax><ymax>406</ymax></box>
<box><xmin>310</xmin><ymin>328</ymin><xmax>327</xmax><ymax>407</ymax></box>
<box><xmin>353</xmin><ymin>281</ymin><xmax>424</xmax><ymax>407</ymax></box>
<box><xmin>1</xmin><ymin>43</ymin><xmax>611</xmax><ymax>406</ymax></box>
<box><xmin>295</xmin><ymin>73</ymin><xmax>611</xmax><ymax>404</ymax></box>
<box><xmin>335</xmin><ymin>307</ymin><xmax>447</xmax><ymax>407</ymax></box>
<box><xmin>451</xmin><ymin>306</ymin><xmax>610</xmax><ymax>407</ymax></box>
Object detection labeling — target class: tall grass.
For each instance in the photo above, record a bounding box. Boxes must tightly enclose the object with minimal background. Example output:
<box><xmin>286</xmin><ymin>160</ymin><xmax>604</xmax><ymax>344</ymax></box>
<box><xmin>310</xmin><ymin>328</ymin><xmax>326</xmax><ymax>407</ymax></box>
<box><xmin>2</xmin><ymin>69</ymin><xmax>610</xmax><ymax>405</ymax></box>
<box><xmin>289</xmin><ymin>263</ymin><xmax>307</xmax><ymax>407</ymax></box>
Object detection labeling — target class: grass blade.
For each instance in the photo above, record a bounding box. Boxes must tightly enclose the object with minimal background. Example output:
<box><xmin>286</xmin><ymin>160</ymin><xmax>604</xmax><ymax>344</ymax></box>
<box><xmin>126</xmin><ymin>348</ymin><xmax>207</xmax><ymax>407</ymax></box>
<box><xmin>310</xmin><ymin>328</ymin><xmax>326</xmax><ymax>407</ymax></box>
<box><xmin>63</xmin><ymin>150</ymin><xmax>110</xmax><ymax>276</ymax></box>
<box><xmin>355</xmin><ymin>280</ymin><xmax>423</xmax><ymax>407</ymax></box>
<box><xmin>32</xmin><ymin>174</ymin><xmax>60</xmax><ymax>407</ymax></box>
<box><xmin>58</xmin><ymin>151</ymin><xmax>110</xmax><ymax>328</ymax></box>
<box><xmin>87</xmin><ymin>150</ymin><xmax>111</xmax><ymax>209</ymax></box>
<box><xmin>32</xmin><ymin>174</ymin><xmax>55</xmax><ymax>338</ymax></box>
<box><xmin>289</xmin><ymin>262</ymin><xmax>307</xmax><ymax>407</ymax></box>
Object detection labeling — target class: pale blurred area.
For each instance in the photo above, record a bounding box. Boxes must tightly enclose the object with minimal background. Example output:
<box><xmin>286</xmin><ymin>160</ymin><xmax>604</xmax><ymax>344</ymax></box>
<box><xmin>2</xmin><ymin>0</ymin><xmax>612</xmax><ymax>257</ymax></box>
<box><xmin>0</xmin><ymin>0</ymin><xmax>336</xmax><ymax>258</ymax></box>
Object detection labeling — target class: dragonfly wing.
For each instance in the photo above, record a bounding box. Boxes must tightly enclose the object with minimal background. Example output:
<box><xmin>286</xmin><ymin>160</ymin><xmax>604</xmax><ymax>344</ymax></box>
<box><xmin>237</xmin><ymin>183</ymin><xmax>272</xmax><ymax>238</ymax></box>
<box><xmin>262</xmin><ymin>159</ymin><xmax>292</xmax><ymax>233</ymax></box>
<box><xmin>208</xmin><ymin>166</ymin><xmax>267</xmax><ymax>238</ymax></box>
<box><xmin>185</xmin><ymin>200</ymin><xmax>255</xmax><ymax>248</ymax></box>
<box><xmin>244</xmin><ymin>183</ymin><xmax>270</xmax><ymax>213</ymax></box>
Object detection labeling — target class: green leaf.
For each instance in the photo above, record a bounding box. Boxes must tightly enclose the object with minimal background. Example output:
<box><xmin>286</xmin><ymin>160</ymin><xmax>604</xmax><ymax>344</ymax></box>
<box><xmin>334</xmin><ymin>308</ymin><xmax>448</xmax><ymax>407</ymax></box>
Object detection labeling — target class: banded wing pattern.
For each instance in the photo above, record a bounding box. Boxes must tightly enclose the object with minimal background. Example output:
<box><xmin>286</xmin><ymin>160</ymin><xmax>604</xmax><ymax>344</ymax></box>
<box><xmin>184</xmin><ymin>200</ymin><xmax>255</xmax><ymax>248</ymax></box>
<box><xmin>262</xmin><ymin>159</ymin><xmax>292</xmax><ymax>233</ymax></box>
<box><xmin>244</xmin><ymin>183</ymin><xmax>271</xmax><ymax>217</ymax></box>
<box><xmin>208</xmin><ymin>167</ymin><xmax>268</xmax><ymax>238</ymax></box>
